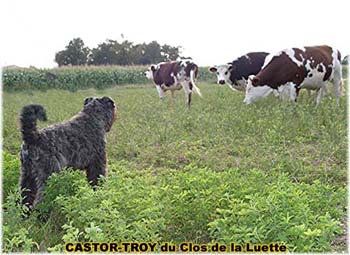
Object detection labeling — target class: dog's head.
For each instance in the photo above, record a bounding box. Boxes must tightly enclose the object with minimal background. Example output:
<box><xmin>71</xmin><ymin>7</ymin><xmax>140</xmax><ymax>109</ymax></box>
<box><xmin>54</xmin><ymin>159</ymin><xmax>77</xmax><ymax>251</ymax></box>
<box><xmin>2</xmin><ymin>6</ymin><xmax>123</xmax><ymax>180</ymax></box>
<box><xmin>83</xmin><ymin>96</ymin><xmax>117</xmax><ymax>132</ymax></box>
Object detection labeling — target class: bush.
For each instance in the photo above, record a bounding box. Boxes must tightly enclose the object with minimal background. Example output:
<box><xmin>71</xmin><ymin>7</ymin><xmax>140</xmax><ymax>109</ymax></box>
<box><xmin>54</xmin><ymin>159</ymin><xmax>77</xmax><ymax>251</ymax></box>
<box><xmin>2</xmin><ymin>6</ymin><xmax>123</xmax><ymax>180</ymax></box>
<box><xmin>2</xmin><ymin>151</ymin><xmax>21</xmax><ymax>201</ymax></box>
<box><xmin>53</xmin><ymin>163</ymin><xmax>167</xmax><ymax>244</ymax></box>
<box><xmin>35</xmin><ymin>169</ymin><xmax>90</xmax><ymax>215</ymax></box>
<box><xmin>208</xmin><ymin>174</ymin><xmax>345</xmax><ymax>252</ymax></box>
<box><xmin>7</xmin><ymin>161</ymin><xmax>341</xmax><ymax>252</ymax></box>
<box><xmin>2</xmin><ymin>190</ymin><xmax>39</xmax><ymax>252</ymax></box>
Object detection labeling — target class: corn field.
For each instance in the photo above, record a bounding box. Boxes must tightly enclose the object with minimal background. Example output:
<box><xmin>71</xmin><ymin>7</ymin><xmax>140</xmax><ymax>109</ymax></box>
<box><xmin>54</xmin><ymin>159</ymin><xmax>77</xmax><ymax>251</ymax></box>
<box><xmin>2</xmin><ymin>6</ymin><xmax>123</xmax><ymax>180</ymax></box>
<box><xmin>2</xmin><ymin>66</ymin><xmax>215</xmax><ymax>91</ymax></box>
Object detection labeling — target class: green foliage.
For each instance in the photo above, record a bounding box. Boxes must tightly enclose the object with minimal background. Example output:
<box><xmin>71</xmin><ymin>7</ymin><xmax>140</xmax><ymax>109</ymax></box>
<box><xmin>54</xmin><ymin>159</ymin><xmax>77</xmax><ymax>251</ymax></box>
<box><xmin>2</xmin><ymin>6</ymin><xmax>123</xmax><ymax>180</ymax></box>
<box><xmin>2</xmin><ymin>66</ymin><xmax>215</xmax><ymax>92</ymax></box>
<box><xmin>2</xmin><ymin>66</ymin><xmax>148</xmax><ymax>92</ymax></box>
<box><xmin>342</xmin><ymin>56</ymin><xmax>348</xmax><ymax>65</ymax></box>
<box><xmin>55</xmin><ymin>38</ymin><xmax>90</xmax><ymax>66</ymax></box>
<box><xmin>2</xmin><ymin>81</ymin><xmax>347</xmax><ymax>252</ymax></box>
<box><xmin>53</xmin><ymin>165</ymin><xmax>167</xmax><ymax>243</ymax></box>
<box><xmin>2</xmin><ymin>161</ymin><xmax>346</xmax><ymax>252</ymax></box>
<box><xmin>208</xmin><ymin>174</ymin><xmax>345</xmax><ymax>252</ymax></box>
<box><xmin>2</xmin><ymin>151</ymin><xmax>21</xmax><ymax>201</ymax></box>
<box><xmin>47</xmin><ymin>166</ymin><xmax>345</xmax><ymax>252</ymax></box>
<box><xmin>2</xmin><ymin>190</ymin><xmax>38</xmax><ymax>252</ymax></box>
<box><xmin>55</xmin><ymin>37</ymin><xmax>183</xmax><ymax>66</ymax></box>
<box><xmin>35</xmin><ymin>169</ymin><xmax>90</xmax><ymax>215</ymax></box>
<box><xmin>342</xmin><ymin>64</ymin><xmax>348</xmax><ymax>78</ymax></box>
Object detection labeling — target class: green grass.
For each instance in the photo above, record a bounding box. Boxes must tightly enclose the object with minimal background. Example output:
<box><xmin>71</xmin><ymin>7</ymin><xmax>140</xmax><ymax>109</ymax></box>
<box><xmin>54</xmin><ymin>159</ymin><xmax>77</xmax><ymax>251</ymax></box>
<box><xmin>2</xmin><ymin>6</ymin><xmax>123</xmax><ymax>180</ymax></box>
<box><xmin>2</xmin><ymin>82</ymin><xmax>347</xmax><ymax>252</ymax></box>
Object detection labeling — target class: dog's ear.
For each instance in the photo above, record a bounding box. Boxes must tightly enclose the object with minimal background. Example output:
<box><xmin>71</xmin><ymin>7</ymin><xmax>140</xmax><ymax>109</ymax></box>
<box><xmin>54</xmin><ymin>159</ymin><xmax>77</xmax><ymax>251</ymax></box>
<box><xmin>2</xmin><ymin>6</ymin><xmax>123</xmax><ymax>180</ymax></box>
<box><xmin>84</xmin><ymin>97</ymin><xmax>95</xmax><ymax>105</ymax></box>
<box><xmin>101</xmin><ymin>97</ymin><xmax>115</xmax><ymax>108</ymax></box>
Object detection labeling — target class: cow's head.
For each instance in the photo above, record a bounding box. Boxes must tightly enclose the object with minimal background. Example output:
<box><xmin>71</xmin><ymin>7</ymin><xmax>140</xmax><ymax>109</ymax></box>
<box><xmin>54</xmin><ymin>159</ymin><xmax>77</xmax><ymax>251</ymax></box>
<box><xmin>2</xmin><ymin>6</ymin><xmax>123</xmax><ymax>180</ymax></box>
<box><xmin>209</xmin><ymin>64</ymin><xmax>233</xmax><ymax>85</ymax></box>
<box><xmin>144</xmin><ymin>65</ymin><xmax>156</xmax><ymax>80</ymax></box>
<box><xmin>243</xmin><ymin>75</ymin><xmax>274</xmax><ymax>104</ymax></box>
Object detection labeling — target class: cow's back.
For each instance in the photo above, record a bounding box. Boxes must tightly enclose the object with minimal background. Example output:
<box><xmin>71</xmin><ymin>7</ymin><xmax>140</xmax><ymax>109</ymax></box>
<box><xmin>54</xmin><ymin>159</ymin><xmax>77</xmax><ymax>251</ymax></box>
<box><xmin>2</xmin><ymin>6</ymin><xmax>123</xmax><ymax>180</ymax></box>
<box><xmin>298</xmin><ymin>45</ymin><xmax>337</xmax><ymax>81</ymax></box>
<box><xmin>153</xmin><ymin>61</ymin><xmax>180</xmax><ymax>86</ymax></box>
<box><xmin>230</xmin><ymin>52</ymin><xmax>269</xmax><ymax>81</ymax></box>
<box><xmin>254</xmin><ymin>45</ymin><xmax>342</xmax><ymax>90</ymax></box>
<box><xmin>183</xmin><ymin>62</ymin><xmax>198</xmax><ymax>79</ymax></box>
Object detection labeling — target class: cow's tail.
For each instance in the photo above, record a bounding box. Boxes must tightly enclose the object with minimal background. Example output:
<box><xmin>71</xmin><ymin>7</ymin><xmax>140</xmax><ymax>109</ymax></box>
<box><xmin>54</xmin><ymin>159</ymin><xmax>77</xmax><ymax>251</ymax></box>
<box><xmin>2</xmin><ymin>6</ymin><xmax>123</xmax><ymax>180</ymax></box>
<box><xmin>20</xmin><ymin>104</ymin><xmax>47</xmax><ymax>144</ymax></box>
<box><xmin>190</xmin><ymin>67</ymin><xmax>202</xmax><ymax>97</ymax></box>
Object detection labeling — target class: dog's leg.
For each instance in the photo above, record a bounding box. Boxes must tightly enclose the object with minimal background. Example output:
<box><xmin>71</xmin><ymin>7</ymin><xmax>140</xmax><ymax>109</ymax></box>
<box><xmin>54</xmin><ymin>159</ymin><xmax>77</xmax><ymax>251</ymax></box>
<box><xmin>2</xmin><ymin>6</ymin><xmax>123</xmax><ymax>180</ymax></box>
<box><xmin>86</xmin><ymin>153</ymin><xmax>107</xmax><ymax>186</ymax></box>
<box><xmin>33</xmin><ymin>181</ymin><xmax>46</xmax><ymax>208</ymax></box>
<box><xmin>32</xmin><ymin>160</ymin><xmax>58</xmax><ymax>207</ymax></box>
<box><xmin>20</xmin><ymin>167</ymin><xmax>37</xmax><ymax>209</ymax></box>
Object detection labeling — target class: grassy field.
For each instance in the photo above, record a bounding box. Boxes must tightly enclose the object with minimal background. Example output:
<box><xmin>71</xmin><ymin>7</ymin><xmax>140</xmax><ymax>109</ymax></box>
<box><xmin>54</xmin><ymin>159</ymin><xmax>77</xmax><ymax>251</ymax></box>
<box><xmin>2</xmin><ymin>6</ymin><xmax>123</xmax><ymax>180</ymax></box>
<box><xmin>2</xmin><ymin>82</ymin><xmax>347</xmax><ymax>252</ymax></box>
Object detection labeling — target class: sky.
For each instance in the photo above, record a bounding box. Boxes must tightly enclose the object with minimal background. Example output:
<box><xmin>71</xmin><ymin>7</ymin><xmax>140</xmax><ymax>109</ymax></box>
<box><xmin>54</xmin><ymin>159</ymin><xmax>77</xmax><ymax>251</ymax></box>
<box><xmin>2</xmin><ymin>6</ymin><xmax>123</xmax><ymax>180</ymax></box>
<box><xmin>1</xmin><ymin>0</ymin><xmax>349</xmax><ymax>68</ymax></box>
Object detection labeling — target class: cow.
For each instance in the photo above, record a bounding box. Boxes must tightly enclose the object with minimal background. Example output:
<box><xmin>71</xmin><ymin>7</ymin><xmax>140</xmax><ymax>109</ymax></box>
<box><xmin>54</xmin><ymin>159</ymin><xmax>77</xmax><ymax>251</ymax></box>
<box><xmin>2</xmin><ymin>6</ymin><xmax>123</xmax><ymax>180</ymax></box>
<box><xmin>144</xmin><ymin>59</ymin><xmax>202</xmax><ymax>108</ymax></box>
<box><xmin>208</xmin><ymin>52</ymin><xmax>269</xmax><ymax>92</ymax></box>
<box><xmin>243</xmin><ymin>45</ymin><xmax>342</xmax><ymax>106</ymax></box>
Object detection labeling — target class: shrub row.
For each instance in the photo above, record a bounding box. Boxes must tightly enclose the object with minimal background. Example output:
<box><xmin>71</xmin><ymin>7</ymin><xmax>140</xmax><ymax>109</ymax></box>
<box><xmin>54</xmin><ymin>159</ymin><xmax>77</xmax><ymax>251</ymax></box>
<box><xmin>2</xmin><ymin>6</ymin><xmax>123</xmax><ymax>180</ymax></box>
<box><xmin>2</xmin><ymin>66</ymin><xmax>215</xmax><ymax>92</ymax></box>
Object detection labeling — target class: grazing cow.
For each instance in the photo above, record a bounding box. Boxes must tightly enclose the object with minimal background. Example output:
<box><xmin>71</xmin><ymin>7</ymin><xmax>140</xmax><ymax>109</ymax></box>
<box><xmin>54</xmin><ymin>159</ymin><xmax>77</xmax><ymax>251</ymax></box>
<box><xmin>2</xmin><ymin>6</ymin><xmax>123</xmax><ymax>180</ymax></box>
<box><xmin>244</xmin><ymin>45</ymin><xmax>342</xmax><ymax>106</ymax></box>
<box><xmin>145</xmin><ymin>59</ymin><xmax>202</xmax><ymax>107</ymax></box>
<box><xmin>209</xmin><ymin>52</ymin><xmax>269</xmax><ymax>91</ymax></box>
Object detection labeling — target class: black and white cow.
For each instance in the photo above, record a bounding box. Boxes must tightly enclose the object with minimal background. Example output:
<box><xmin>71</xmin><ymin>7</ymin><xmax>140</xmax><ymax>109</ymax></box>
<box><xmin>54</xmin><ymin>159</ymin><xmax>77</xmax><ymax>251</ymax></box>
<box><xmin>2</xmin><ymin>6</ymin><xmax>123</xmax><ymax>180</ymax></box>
<box><xmin>145</xmin><ymin>59</ymin><xmax>202</xmax><ymax>107</ymax></box>
<box><xmin>209</xmin><ymin>52</ymin><xmax>269</xmax><ymax>91</ymax></box>
<box><xmin>244</xmin><ymin>45</ymin><xmax>343</xmax><ymax>106</ymax></box>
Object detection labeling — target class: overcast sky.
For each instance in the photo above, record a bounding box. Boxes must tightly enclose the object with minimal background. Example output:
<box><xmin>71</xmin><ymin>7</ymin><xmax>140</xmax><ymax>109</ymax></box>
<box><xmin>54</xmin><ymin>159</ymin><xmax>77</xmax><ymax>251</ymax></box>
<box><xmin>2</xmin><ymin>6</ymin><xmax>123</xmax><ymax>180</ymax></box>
<box><xmin>1</xmin><ymin>0</ymin><xmax>349</xmax><ymax>68</ymax></box>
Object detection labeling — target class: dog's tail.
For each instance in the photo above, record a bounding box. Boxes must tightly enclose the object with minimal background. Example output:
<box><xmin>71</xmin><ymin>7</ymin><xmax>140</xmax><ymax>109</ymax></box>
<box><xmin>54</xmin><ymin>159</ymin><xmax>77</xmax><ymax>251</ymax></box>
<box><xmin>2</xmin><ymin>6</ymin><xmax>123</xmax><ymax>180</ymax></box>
<box><xmin>20</xmin><ymin>105</ymin><xmax>47</xmax><ymax>143</ymax></box>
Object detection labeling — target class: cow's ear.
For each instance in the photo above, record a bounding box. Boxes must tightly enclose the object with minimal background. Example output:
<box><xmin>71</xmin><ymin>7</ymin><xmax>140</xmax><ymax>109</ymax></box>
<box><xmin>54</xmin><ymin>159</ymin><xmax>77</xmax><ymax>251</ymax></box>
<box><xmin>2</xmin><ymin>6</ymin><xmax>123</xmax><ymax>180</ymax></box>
<box><xmin>252</xmin><ymin>77</ymin><xmax>260</xmax><ymax>86</ymax></box>
<box><xmin>227</xmin><ymin>63</ymin><xmax>235</xmax><ymax>71</ymax></box>
<box><xmin>150</xmin><ymin>65</ymin><xmax>156</xmax><ymax>71</ymax></box>
<box><xmin>208</xmin><ymin>66</ymin><xmax>217</xmax><ymax>73</ymax></box>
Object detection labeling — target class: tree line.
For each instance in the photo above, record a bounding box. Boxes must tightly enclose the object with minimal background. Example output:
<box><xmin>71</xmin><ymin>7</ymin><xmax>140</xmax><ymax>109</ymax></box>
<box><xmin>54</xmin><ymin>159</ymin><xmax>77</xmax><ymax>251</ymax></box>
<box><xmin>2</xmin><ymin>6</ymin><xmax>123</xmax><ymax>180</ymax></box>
<box><xmin>55</xmin><ymin>38</ymin><xmax>184</xmax><ymax>66</ymax></box>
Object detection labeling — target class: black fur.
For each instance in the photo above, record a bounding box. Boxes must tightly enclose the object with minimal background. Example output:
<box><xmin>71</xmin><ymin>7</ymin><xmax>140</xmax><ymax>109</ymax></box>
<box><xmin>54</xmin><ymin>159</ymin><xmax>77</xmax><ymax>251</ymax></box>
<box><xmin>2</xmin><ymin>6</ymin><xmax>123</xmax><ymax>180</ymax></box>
<box><xmin>229</xmin><ymin>52</ymin><xmax>269</xmax><ymax>84</ymax></box>
<box><xmin>19</xmin><ymin>97</ymin><xmax>116</xmax><ymax>210</ymax></box>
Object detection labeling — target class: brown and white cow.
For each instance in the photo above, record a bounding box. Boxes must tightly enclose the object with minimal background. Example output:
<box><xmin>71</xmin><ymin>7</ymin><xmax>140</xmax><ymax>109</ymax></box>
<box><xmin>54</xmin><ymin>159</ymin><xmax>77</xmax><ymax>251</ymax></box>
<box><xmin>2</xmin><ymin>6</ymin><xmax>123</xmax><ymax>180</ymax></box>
<box><xmin>209</xmin><ymin>52</ymin><xmax>269</xmax><ymax>92</ymax></box>
<box><xmin>144</xmin><ymin>59</ymin><xmax>202</xmax><ymax>107</ymax></box>
<box><xmin>244</xmin><ymin>45</ymin><xmax>342</xmax><ymax>106</ymax></box>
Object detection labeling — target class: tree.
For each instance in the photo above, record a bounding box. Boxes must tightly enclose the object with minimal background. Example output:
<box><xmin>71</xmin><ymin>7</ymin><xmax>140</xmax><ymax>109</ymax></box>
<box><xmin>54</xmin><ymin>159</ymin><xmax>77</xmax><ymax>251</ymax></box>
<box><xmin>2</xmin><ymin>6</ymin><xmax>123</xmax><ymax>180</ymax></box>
<box><xmin>88</xmin><ymin>40</ymin><xmax>134</xmax><ymax>65</ymax></box>
<box><xmin>161</xmin><ymin>44</ymin><xmax>181</xmax><ymax>61</ymax></box>
<box><xmin>56</xmin><ymin>37</ymin><xmax>183</xmax><ymax>66</ymax></box>
<box><xmin>114</xmin><ymin>40</ymin><xmax>133</xmax><ymax>65</ymax></box>
<box><xmin>55</xmin><ymin>38</ymin><xmax>90</xmax><ymax>66</ymax></box>
<box><xmin>130</xmin><ymin>43</ymin><xmax>148</xmax><ymax>65</ymax></box>
<box><xmin>143</xmin><ymin>41</ymin><xmax>163</xmax><ymax>64</ymax></box>
<box><xmin>88</xmin><ymin>40</ymin><xmax>117</xmax><ymax>65</ymax></box>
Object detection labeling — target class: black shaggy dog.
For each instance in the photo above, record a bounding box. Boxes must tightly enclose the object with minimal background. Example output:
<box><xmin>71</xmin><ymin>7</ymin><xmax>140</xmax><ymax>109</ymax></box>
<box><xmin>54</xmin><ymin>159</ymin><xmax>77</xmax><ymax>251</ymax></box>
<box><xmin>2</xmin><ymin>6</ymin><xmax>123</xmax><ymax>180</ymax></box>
<box><xmin>19</xmin><ymin>96</ymin><xmax>116</xmax><ymax>210</ymax></box>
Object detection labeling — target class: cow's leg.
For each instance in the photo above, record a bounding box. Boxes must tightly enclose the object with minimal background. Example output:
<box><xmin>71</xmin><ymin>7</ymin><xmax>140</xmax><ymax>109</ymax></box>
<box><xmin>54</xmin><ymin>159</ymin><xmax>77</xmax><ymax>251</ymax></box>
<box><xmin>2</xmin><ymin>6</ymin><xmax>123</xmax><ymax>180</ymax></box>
<box><xmin>315</xmin><ymin>83</ymin><xmax>327</xmax><ymax>107</ymax></box>
<box><xmin>315</xmin><ymin>88</ymin><xmax>322</xmax><ymax>107</ymax></box>
<box><xmin>332</xmin><ymin>67</ymin><xmax>342</xmax><ymax>106</ymax></box>
<box><xmin>188</xmin><ymin>92</ymin><xmax>192</xmax><ymax>107</ymax></box>
<box><xmin>332</xmin><ymin>81</ymin><xmax>341</xmax><ymax>106</ymax></box>
<box><xmin>156</xmin><ymin>85</ymin><xmax>165</xmax><ymax>100</ymax></box>
<box><xmin>182</xmin><ymin>81</ymin><xmax>192</xmax><ymax>108</ymax></box>
<box><xmin>307</xmin><ymin>89</ymin><xmax>311</xmax><ymax>97</ymax></box>
<box><xmin>295</xmin><ymin>87</ymin><xmax>301</xmax><ymax>102</ymax></box>
<box><xmin>289</xmin><ymin>83</ymin><xmax>299</xmax><ymax>102</ymax></box>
